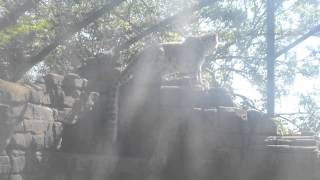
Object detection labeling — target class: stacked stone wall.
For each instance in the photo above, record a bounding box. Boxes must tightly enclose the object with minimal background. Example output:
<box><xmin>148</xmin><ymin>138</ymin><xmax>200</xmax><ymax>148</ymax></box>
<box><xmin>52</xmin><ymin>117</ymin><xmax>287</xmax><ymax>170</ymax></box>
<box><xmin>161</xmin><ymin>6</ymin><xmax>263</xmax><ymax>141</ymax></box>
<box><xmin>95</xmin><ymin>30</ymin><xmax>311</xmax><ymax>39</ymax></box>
<box><xmin>113</xmin><ymin>81</ymin><xmax>320</xmax><ymax>180</ymax></box>
<box><xmin>0</xmin><ymin>72</ymin><xmax>102</xmax><ymax>180</ymax></box>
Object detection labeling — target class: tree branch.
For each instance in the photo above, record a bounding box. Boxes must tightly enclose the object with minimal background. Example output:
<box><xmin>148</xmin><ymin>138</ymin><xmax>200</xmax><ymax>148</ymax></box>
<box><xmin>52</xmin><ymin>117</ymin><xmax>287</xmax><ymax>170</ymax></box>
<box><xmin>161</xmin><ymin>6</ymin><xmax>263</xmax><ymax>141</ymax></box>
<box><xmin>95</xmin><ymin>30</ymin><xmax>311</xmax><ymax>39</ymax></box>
<box><xmin>233</xmin><ymin>92</ymin><xmax>260</xmax><ymax>110</ymax></box>
<box><xmin>10</xmin><ymin>0</ymin><xmax>126</xmax><ymax>81</ymax></box>
<box><xmin>0</xmin><ymin>0</ymin><xmax>37</xmax><ymax>31</ymax></box>
<box><xmin>116</xmin><ymin>0</ymin><xmax>218</xmax><ymax>51</ymax></box>
<box><xmin>276</xmin><ymin>115</ymin><xmax>302</xmax><ymax>131</ymax></box>
<box><xmin>10</xmin><ymin>0</ymin><xmax>218</xmax><ymax>81</ymax></box>
<box><xmin>275</xmin><ymin>24</ymin><xmax>320</xmax><ymax>58</ymax></box>
<box><xmin>215</xmin><ymin>55</ymin><xmax>263</xmax><ymax>60</ymax></box>
<box><xmin>275</xmin><ymin>112</ymin><xmax>310</xmax><ymax>116</ymax></box>
<box><xmin>112</xmin><ymin>11</ymin><xmax>142</xmax><ymax>34</ymax></box>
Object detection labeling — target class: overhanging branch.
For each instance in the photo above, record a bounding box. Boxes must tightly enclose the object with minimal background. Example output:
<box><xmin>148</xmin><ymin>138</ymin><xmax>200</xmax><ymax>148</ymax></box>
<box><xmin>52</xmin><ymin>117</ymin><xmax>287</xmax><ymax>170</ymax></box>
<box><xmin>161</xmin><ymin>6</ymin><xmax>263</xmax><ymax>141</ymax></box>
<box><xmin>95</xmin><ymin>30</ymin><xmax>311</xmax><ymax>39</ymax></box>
<box><xmin>275</xmin><ymin>24</ymin><xmax>320</xmax><ymax>58</ymax></box>
<box><xmin>117</xmin><ymin>0</ymin><xmax>218</xmax><ymax>51</ymax></box>
<box><xmin>11</xmin><ymin>0</ymin><xmax>126</xmax><ymax>81</ymax></box>
<box><xmin>0</xmin><ymin>0</ymin><xmax>37</xmax><ymax>31</ymax></box>
<box><xmin>11</xmin><ymin>0</ymin><xmax>218</xmax><ymax>81</ymax></box>
<box><xmin>29</xmin><ymin>0</ymin><xmax>126</xmax><ymax>65</ymax></box>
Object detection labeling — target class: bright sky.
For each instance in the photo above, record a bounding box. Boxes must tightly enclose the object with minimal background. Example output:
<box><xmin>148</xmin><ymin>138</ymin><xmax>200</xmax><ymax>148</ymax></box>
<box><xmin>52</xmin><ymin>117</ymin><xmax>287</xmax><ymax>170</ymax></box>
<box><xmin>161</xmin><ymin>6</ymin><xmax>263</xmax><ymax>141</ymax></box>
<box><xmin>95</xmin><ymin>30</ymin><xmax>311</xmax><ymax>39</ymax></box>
<box><xmin>233</xmin><ymin>36</ymin><xmax>320</xmax><ymax>114</ymax></box>
<box><xmin>278</xmin><ymin>37</ymin><xmax>320</xmax><ymax>113</ymax></box>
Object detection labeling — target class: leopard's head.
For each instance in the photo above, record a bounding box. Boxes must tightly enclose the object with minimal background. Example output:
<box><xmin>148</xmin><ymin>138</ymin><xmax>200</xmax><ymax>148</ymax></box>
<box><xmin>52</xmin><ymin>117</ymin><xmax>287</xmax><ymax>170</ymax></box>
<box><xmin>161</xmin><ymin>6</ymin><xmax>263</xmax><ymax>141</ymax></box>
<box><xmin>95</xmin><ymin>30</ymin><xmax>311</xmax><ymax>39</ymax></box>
<box><xmin>200</xmin><ymin>33</ymin><xmax>219</xmax><ymax>51</ymax></box>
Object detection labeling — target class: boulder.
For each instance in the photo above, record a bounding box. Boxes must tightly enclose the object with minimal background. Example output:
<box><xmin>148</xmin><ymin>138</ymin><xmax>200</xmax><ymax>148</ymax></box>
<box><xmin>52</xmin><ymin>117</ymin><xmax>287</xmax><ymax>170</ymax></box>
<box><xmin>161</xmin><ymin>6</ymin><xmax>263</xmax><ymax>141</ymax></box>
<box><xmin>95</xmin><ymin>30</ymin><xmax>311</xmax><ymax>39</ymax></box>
<box><xmin>11</xmin><ymin>103</ymin><xmax>54</xmax><ymax>121</ymax></box>
<box><xmin>62</xmin><ymin>73</ymin><xmax>87</xmax><ymax>96</ymax></box>
<box><xmin>44</xmin><ymin>74</ymin><xmax>65</xmax><ymax>107</ymax></box>
<box><xmin>216</xmin><ymin>107</ymin><xmax>248</xmax><ymax>133</ymax></box>
<box><xmin>0</xmin><ymin>155</ymin><xmax>11</xmax><ymax>174</ymax></box>
<box><xmin>9</xmin><ymin>133</ymin><xmax>33</xmax><ymax>149</ymax></box>
<box><xmin>0</xmin><ymin>79</ymin><xmax>31</xmax><ymax>104</ymax></box>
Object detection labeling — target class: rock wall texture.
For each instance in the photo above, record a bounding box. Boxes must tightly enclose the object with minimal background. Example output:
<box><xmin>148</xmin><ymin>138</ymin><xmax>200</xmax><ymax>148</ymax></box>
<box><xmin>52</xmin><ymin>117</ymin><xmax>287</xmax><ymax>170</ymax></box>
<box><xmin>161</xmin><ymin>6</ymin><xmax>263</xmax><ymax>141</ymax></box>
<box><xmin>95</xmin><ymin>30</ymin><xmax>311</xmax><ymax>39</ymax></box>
<box><xmin>0</xmin><ymin>76</ymin><xmax>58</xmax><ymax>180</ymax></box>
<box><xmin>0</xmin><ymin>70</ymin><xmax>106</xmax><ymax>180</ymax></box>
<box><xmin>0</xmin><ymin>55</ymin><xmax>319</xmax><ymax>180</ymax></box>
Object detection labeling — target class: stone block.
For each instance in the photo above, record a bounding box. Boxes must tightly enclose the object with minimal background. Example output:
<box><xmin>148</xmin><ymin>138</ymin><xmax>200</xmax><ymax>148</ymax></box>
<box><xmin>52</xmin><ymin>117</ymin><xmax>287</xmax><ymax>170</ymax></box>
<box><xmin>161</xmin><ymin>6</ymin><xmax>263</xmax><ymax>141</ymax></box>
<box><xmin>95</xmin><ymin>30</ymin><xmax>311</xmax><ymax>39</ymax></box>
<box><xmin>248</xmin><ymin>136</ymin><xmax>270</xmax><ymax>147</ymax></box>
<box><xmin>10</xmin><ymin>151</ymin><xmax>26</xmax><ymax>173</ymax></box>
<box><xmin>76</xmin><ymin>78</ymin><xmax>87</xmax><ymax>89</ymax></box>
<box><xmin>49</xmin><ymin>88</ymin><xmax>65</xmax><ymax>108</ymax></box>
<box><xmin>8</xmin><ymin>133</ymin><xmax>45</xmax><ymax>151</ymax></box>
<box><xmin>14</xmin><ymin>120</ymin><xmax>25</xmax><ymax>132</ymax></box>
<box><xmin>25</xmin><ymin>151</ymin><xmax>50</xmax><ymax>173</ymax></box>
<box><xmin>201</xmin><ymin>109</ymin><xmax>218</xmax><ymax>126</ymax></box>
<box><xmin>260</xmin><ymin>119</ymin><xmax>277</xmax><ymax>135</ymax></box>
<box><xmin>30</xmin><ymin>89</ymin><xmax>50</xmax><ymax>105</ymax></box>
<box><xmin>69</xmin><ymin>172</ymin><xmax>92</xmax><ymax>180</ymax></box>
<box><xmin>0</xmin><ymin>104</ymin><xmax>10</xmax><ymax>124</ymax></box>
<box><xmin>0</xmin><ymin>124</ymin><xmax>15</xmax><ymax>151</ymax></box>
<box><xmin>9</xmin><ymin>174</ymin><xmax>22</xmax><ymax>180</ymax></box>
<box><xmin>9</xmin><ymin>174</ymin><xmax>44</xmax><ymax>180</ymax></box>
<box><xmin>0</xmin><ymin>150</ymin><xmax>7</xmax><ymax>156</ymax></box>
<box><xmin>291</xmin><ymin>138</ymin><xmax>317</xmax><ymax>146</ymax></box>
<box><xmin>9</xmin><ymin>133</ymin><xmax>33</xmax><ymax>149</ymax></box>
<box><xmin>62</xmin><ymin>73</ymin><xmax>87</xmax><ymax>96</ymax></box>
<box><xmin>0</xmin><ymin>174</ymin><xmax>9</xmax><ymax>180</ymax></box>
<box><xmin>247</xmin><ymin>109</ymin><xmax>264</xmax><ymax>121</ymax></box>
<box><xmin>85</xmin><ymin>92</ymin><xmax>99</xmax><ymax>108</ymax></box>
<box><xmin>53</xmin><ymin>122</ymin><xmax>63</xmax><ymax>140</ymax></box>
<box><xmin>72</xmin><ymin>99</ymin><xmax>83</xmax><ymax>115</ymax></box>
<box><xmin>32</xmin><ymin>134</ymin><xmax>45</xmax><ymax>150</ymax></box>
<box><xmin>56</xmin><ymin>108</ymin><xmax>77</xmax><ymax>124</ymax></box>
<box><xmin>45</xmin><ymin>123</ymin><xmax>55</xmax><ymax>149</ymax></box>
<box><xmin>160</xmin><ymin>86</ymin><xmax>193</xmax><ymax>108</ymax></box>
<box><xmin>35</xmin><ymin>79</ymin><xmax>46</xmax><ymax>87</ymax></box>
<box><xmin>0</xmin><ymin>106</ymin><xmax>16</xmax><ymax>150</ymax></box>
<box><xmin>63</xmin><ymin>96</ymin><xmax>76</xmax><ymax>108</ymax></box>
<box><xmin>217</xmin><ymin>133</ymin><xmax>248</xmax><ymax>148</ymax></box>
<box><xmin>8</xmin><ymin>149</ymin><xmax>26</xmax><ymax>156</ymax></box>
<box><xmin>72</xmin><ymin>90</ymin><xmax>81</xmax><ymax>98</ymax></box>
<box><xmin>86</xmin><ymin>80</ymin><xmax>110</xmax><ymax>93</ymax></box>
<box><xmin>91</xmin><ymin>174</ymin><xmax>108</xmax><ymax>180</ymax></box>
<box><xmin>0</xmin><ymin>156</ymin><xmax>11</xmax><ymax>174</ymax></box>
<box><xmin>23</xmin><ymin>121</ymin><xmax>49</xmax><ymax>134</ymax></box>
<box><xmin>217</xmin><ymin>107</ymin><xmax>248</xmax><ymax>133</ymax></box>
<box><xmin>11</xmin><ymin>103</ymin><xmax>54</xmax><ymax>121</ymax></box>
<box><xmin>73</xmin><ymin>156</ymin><xmax>94</xmax><ymax>172</ymax></box>
<box><xmin>205</xmin><ymin>87</ymin><xmax>234</xmax><ymax>108</ymax></box>
<box><xmin>0</xmin><ymin>79</ymin><xmax>31</xmax><ymax>104</ymax></box>
<box><xmin>44</xmin><ymin>74</ymin><xmax>65</xmax><ymax>107</ymax></box>
<box><xmin>63</xmin><ymin>73</ymin><xmax>80</xmax><ymax>83</ymax></box>
<box><xmin>247</xmin><ymin>109</ymin><xmax>277</xmax><ymax>135</ymax></box>
<box><xmin>8</xmin><ymin>150</ymin><xmax>49</xmax><ymax>175</ymax></box>
<box><xmin>51</xmin><ymin>174</ymin><xmax>67</xmax><ymax>180</ymax></box>
<box><xmin>44</xmin><ymin>73</ymin><xmax>64</xmax><ymax>86</ymax></box>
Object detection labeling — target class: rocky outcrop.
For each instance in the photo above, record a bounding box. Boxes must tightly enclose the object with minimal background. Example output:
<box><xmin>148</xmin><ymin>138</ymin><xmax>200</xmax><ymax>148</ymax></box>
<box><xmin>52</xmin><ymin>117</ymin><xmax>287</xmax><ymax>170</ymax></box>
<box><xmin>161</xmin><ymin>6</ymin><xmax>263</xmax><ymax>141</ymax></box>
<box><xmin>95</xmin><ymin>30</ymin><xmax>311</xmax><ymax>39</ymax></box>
<box><xmin>0</xmin><ymin>71</ymin><xmax>102</xmax><ymax>180</ymax></box>
<box><xmin>0</xmin><ymin>54</ymin><xmax>319</xmax><ymax>180</ymax></box>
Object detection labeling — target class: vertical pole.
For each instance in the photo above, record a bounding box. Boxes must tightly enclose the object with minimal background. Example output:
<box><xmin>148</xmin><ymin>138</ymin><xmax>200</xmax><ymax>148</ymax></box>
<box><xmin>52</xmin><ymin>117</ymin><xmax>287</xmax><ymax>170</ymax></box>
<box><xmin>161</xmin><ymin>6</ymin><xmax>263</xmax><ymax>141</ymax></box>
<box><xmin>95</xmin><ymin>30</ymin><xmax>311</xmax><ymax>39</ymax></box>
<box><xmin>267</xmin><ymin>0</ymin><xmax>275</xmax><ymax>117</ymax></box>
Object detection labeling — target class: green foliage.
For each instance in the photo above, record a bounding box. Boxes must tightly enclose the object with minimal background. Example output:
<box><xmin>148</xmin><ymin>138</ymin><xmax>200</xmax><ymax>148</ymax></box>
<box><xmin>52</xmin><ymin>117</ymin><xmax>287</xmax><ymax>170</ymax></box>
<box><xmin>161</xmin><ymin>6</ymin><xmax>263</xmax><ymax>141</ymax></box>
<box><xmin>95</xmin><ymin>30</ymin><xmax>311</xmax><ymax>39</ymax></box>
<box><xmin>274</xmin><ymin>117</ymin><xmax>290</xmax><ymax>135</ymax></box>
<box><xmin>202</xmin><ymin>6</ymin><xmax>246</xmax><ymax>27</ymax></box>
<box><xmin>299</xmin><ymin>61</ymin><xmax>320</xmax><ymax>77</ymax></box>
<box><xmin>0</xmin><ymin>17</ymin><xmax>51</xmax><ymax>45</ymax></box>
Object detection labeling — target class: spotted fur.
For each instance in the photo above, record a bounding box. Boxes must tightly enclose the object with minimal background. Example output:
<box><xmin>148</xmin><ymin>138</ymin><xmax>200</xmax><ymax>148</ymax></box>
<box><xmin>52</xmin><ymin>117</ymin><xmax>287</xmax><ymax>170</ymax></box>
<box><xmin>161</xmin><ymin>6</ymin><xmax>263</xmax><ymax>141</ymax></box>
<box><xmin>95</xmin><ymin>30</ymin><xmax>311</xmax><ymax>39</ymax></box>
<box><xmin>112</xmin><ymin>33</ymin><xmax>218</xmax><ymax>141</ymax></box>
<box><xmin>120</xmin><ymin>33</ymin><xmax>218</xmax><ymax>84</ymax></box>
